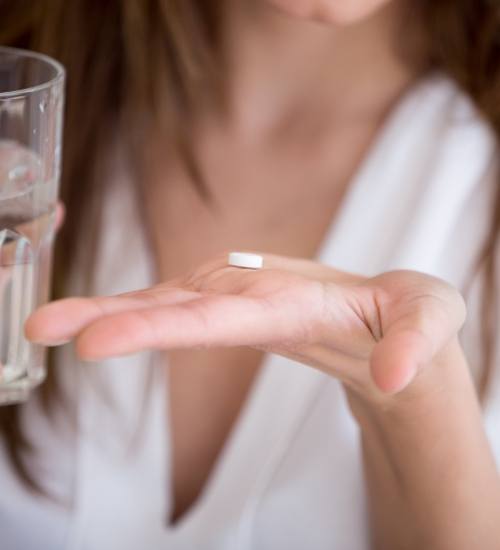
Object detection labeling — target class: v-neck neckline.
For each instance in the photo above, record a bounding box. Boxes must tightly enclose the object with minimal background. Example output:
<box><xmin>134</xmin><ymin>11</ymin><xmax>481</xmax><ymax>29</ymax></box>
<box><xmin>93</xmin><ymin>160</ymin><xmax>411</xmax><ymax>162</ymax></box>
<box><xmin>162</xmin><ymin>352</ymin><xmax>327</xmax><ymax>542</ymax></box>
<box><xmin>158</xmin><ymin>74</ymin><xmax>445</xmax><ymax>540</ymax></box>
<box><xmin>68</xmin><ymin>73</ymin><xmax>449</xmax><ymax>550</ymax></box>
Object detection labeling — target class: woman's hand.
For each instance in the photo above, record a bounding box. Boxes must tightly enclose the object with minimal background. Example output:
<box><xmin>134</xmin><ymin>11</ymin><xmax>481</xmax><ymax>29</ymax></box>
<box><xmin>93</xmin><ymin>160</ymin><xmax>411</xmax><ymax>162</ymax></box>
<box><xmin>26</xmin><ymin>251</ymin><xmax>500</xmax><ymax>550</ymax></box>
<box><xmin>25</xmin><ymin>252</ymin><xmax>466</xmax><ymax>399</ymax></box>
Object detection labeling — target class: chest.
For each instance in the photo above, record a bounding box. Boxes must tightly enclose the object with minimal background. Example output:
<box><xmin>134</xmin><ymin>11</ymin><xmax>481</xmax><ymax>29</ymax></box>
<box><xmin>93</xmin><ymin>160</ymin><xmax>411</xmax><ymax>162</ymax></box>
<box><xmin>143</xmin><ymin>120</ymin><xmax>377</xmax><ymax>278</ymax></box>
<box><xmin>140</xmin><ymin>123</ymin><xmax>378</xmax><ymax>522</ymax></box>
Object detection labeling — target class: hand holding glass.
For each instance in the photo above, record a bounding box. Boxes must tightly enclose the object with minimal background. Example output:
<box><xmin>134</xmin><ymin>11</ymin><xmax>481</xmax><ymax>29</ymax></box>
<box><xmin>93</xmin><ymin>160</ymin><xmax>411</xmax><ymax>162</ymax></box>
<box><xmin>0</xmin><ymin>47</ymin><xmax>64</xmax><ymax>405</ymax></box>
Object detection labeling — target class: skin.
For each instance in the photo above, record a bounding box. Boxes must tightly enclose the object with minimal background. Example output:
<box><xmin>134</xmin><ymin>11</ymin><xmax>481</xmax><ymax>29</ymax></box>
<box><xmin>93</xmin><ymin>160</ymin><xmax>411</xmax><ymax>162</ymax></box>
<box><xmin>26</xmin><ymin>255</ymin><xmax>464</xmax><ymax>393</ymax></box>
<box><xmin>25</xmin><ymin>0</ymin><xmax>500</xmax><ymax>547</ymax></box>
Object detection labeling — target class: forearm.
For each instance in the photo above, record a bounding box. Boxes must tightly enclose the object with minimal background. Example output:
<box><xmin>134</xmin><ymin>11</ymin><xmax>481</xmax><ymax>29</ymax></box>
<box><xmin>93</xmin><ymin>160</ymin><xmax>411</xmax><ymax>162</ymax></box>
<box><xmin>347</xmin><ymin>338</ymin><xmax>500</xmax><ymax>550</ymax></box>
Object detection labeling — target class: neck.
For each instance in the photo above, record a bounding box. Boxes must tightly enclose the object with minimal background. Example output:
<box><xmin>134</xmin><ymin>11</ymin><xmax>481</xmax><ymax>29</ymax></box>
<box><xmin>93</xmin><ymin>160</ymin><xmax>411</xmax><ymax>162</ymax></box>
<box><xmin>219</xmin><ymin>1</ymin><xmax>423</xmax><ymax>137</ymax></box>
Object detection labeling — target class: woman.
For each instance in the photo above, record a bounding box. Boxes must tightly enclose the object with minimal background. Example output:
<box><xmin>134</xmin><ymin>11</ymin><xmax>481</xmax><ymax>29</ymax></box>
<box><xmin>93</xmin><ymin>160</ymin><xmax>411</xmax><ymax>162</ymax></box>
<box><xmin>1</xmin><ymin>0</ymin><xmax>500</xmax><ymax>548</ymax></box>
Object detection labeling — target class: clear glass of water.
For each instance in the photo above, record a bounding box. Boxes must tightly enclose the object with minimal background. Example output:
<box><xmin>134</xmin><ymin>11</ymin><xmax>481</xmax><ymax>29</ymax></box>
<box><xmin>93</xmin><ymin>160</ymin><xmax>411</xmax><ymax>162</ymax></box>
<box><xmin>0</xmin><ymin>47</ymin><xmax>64</xmax><ymax>405</ymax></box>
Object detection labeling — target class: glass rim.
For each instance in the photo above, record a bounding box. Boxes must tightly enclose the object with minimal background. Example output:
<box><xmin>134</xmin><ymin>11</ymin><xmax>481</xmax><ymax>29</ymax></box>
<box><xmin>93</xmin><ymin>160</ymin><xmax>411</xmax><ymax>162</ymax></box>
<box><xmin>0</xmin><ymin>46</ymin><xmax>65</xmax><ymax>99</ymax></box>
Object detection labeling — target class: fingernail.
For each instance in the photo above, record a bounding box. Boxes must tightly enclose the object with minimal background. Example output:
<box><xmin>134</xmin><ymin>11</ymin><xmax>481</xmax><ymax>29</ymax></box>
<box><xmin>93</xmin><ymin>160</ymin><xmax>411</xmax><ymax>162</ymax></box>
<box><xmin>30</xmin><ymin>337</ymin><xmax>71</xmax><ymax>347</ymax></box>
<box><xmin>48</xmin><ymin>338</ymin><xmax>71</xmax><ymax>347</ymax></box>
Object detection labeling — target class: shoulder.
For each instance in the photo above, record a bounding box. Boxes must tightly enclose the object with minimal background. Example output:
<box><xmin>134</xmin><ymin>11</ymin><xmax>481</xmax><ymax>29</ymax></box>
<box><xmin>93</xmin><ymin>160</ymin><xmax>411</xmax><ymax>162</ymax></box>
<box><xmin>356</xmin><ymin>71</ymin><xmax>498</xmax><ymax>289</ymax></box>
<box><xmin>413</xmin><ymin>75</ymin><xmax>498</xmax><ymax>283</ymax></box>
<box><xmin>361</xmin><ymin>71</ymin><xmax>497</xmax><ymax>208</ymax></box>
<box><xmin>391</xmin><ymin>71</ymin><xmax>498</xmax><ymax>222</ymax></box>
<box><xmin>404</xmin><ymin>72</ymin><xmax>497</xmax><ymax>151</ymax></box>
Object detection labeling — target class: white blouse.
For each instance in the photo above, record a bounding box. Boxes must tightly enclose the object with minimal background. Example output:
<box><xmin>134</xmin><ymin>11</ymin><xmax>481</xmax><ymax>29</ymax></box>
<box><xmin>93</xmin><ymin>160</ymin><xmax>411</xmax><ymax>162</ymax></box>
<box><xmin>1</xmin><ymin>73</ymin><xmax>499</xmax><ymax>550</ymax></box>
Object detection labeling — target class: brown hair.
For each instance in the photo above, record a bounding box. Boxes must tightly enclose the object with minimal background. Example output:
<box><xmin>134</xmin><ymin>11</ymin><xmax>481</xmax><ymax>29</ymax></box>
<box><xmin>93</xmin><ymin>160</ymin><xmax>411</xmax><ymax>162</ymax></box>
<box><xmin>0</xmin><ymin>0</ymin><xmax>498</xmax><ymax>493</ymax></box>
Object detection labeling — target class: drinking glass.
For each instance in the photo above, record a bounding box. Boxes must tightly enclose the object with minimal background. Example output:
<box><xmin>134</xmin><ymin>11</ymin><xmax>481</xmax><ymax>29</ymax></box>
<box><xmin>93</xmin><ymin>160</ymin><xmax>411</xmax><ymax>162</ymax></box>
<box><xmin>0</xmin><ymin>46</ymin><xmax>64</xmax><ymax>405</ymax></box>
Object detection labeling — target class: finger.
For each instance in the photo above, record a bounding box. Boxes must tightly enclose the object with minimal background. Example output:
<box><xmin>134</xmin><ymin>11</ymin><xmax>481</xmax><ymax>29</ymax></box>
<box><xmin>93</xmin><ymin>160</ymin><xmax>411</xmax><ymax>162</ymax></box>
<box><xmin>25</xmin><ymin>287</ymin><xmax>201</xmax><ymax>345</ymax></box>
<box><xmin>370</xmin><ymin>294</ymin><xmax>466</xmax><ymax>394</ymax></box>
<box><xmin>55</xmin><ymin>201</ymin><xmax>65</xmax><ymax>231</ymax></box>
<box><xmin>75</xmin><ymin>293</ymin><xmax>310</xmax><ymax>360</ymax></box>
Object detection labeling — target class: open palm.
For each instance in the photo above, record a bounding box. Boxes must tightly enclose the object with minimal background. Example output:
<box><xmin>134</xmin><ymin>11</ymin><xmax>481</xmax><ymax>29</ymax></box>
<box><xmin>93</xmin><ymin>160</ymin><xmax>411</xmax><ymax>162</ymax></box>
<box><xmin>25</xmin><ymin>252</ymin><xmax>466</xmax><ymax>395</ymax></box>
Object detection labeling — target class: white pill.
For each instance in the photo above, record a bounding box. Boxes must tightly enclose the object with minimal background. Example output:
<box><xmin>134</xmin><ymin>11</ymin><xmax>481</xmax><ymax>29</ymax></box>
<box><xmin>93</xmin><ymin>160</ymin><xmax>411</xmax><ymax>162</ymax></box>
<box><xmin>228</xmin><ymin>252</ymin><xmax>263</xmax><ymax>269</ymax></box>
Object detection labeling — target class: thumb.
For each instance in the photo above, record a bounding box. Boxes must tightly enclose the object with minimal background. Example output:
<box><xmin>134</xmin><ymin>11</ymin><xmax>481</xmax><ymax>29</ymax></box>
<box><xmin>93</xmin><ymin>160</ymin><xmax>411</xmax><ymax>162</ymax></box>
<box><xmin>370</xmin><ymin>328</ymin><xmax>433</xmax><ymax>394</ymax></box>
<box><xmin>369</xmin><ymin>294</ymin><xmax>466</xmax><ymax>394</ymax></box>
